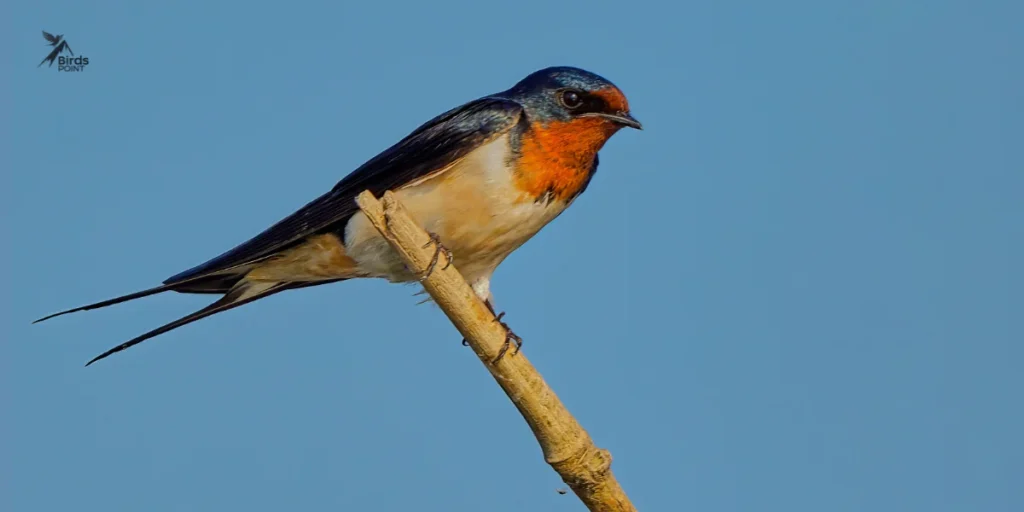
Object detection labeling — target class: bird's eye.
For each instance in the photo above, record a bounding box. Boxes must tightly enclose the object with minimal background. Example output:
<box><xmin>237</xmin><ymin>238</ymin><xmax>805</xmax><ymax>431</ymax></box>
<box><xmin>559</xmin><ymin>90</ymin><xmax>583</xmax><ymax>109</ymax></box>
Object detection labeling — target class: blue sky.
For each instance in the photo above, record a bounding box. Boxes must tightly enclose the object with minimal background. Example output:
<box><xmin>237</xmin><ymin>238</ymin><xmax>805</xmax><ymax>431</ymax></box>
<box><xmin>4</xmin><ymin>1</ymin><xmax>1022</xmax><ymax>511</ymax></box>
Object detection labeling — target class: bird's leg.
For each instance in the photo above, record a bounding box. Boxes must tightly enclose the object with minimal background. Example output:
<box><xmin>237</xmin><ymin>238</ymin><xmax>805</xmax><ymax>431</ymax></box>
<box><xmin>460</xmin><ymin>300</ymin><xmax>523</xmax><ymax>361</ymax></box>
<box><xmin>419</xmin><ymin>232</ymin><xmax>453</xmax><ymax>280</ymax></box>
<box><xmin>485</xmin><ymin>299</ymin><xmax>522</xmax><ymax>363</ymax></box>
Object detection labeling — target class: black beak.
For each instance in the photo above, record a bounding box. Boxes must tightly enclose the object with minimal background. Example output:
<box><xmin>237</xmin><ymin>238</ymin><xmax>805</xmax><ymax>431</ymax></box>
<box><xmin>587</xmin><ymin>111</ymin><xmax>643</xmax><ymax>130</ymax></box>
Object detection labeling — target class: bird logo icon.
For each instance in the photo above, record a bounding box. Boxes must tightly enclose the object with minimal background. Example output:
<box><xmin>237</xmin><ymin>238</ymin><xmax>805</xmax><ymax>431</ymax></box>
<box><xmin>39</xmin><ymin>31</ymin><xmax>74</xmax><ymax>68</ymax></box>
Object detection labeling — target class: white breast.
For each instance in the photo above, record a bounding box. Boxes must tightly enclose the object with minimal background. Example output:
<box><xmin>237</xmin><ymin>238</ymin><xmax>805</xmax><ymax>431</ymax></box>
<box><xmin>342</xmin><ymin>133</ymin><xmax>568</xmax><ymax>286</ymax></box>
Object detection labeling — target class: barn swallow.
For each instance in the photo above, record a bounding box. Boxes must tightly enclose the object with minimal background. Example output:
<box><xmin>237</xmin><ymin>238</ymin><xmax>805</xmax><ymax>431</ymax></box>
<box><xmin>35</xmin><ymin>66</ymin><xmax>641</xmax><ymax>366</ymax></box>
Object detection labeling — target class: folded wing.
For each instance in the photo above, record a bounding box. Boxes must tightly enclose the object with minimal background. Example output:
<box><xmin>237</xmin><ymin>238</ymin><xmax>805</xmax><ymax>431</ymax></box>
<box><xmin>162</xmin><ymin>97</ymin><xmax>523</xmax><ymax>287</ymax></box>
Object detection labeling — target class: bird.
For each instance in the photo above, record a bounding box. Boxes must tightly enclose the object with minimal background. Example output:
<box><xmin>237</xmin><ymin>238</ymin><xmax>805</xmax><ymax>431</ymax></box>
<box><xmin>39</xmin><ymin>31</ymin><xmax>73</xmax><ymax>68</ymax></box>
<box><xmin>34</xmin><ymin>66</ymin><xmax>642</xmax><ymax>366</ymax></box>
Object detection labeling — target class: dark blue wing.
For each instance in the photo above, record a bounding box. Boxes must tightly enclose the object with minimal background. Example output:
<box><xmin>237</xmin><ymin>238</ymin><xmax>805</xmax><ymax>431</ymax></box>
<box><xmin>163</xmin><ymin>96</ymin><xmax>523</xmax><ymax>285</ymax></box>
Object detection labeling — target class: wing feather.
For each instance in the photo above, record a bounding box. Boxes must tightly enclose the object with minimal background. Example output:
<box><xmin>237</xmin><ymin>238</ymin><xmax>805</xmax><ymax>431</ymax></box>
<box><xmin>163</xmin><ymin>96</ymin><xmax>522</xmax><ymax>285</ymax></box>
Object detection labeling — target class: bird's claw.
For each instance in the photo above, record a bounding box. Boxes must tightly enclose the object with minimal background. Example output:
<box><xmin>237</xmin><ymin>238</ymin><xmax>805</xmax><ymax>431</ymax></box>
<box><xmin>491</xmin><ymin>311</ymin><xmax>522</xmax><ymax>364</ymax></box>
<box><xmin>459</xmin><ymin>310</ymin><xmax>522</xmax><ymax>362</ymax></box>
<box><xmin>419</xmin><ymin>232</ymin><xmax>453</xmax><ymax>280</ymax></box>
<box><xmin>459</xmin><ymin>300</ymin><xmax>522</xmax><ymax>361</ymax></box>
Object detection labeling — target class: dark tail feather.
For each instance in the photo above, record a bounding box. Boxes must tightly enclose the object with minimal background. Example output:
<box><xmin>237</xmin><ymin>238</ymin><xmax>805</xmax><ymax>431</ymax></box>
<box><xmin>84</xmin><ymin>281</ymin><xmax>290</xmax><ymax>367</ymax></box>
<box><xmin>33</xmin><ymin>284</ymin><xmax>182</xmax><ymax>324</ymax></box>
<box><xmin>34</xmin><ymin>272</ymin><xmax>254</xmax><ymax>324</ymax></box>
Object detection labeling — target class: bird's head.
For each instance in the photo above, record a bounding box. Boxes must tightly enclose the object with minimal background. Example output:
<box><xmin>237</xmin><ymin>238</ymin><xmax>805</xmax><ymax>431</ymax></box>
<box><xmin>499</xmin><ymin>66</ymin><xmax>641</xmax><ymax>134</ymax></box>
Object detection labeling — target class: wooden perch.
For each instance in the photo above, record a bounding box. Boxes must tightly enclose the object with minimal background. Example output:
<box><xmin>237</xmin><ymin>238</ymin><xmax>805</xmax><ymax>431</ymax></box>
<box><xmin>356</xmin><ymin>190</ymin><xmax>637</xmax><ymax>512</ymax></box>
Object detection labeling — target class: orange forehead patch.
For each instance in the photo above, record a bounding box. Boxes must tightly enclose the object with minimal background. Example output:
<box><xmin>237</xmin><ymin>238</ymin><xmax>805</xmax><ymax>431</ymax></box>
<box><xmin>593</xmin><ymin>87</ymin><xmax>629</xmax><ymax>113</ymax></box>
<box><xmin>514</xmin><ymin>117</ymin><xmax>617</xmax><ymax>201</ymax></box>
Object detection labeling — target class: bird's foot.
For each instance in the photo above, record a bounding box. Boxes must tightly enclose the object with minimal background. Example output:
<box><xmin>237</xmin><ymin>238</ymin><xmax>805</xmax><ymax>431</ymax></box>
<box><xmin>491</xmin><ymin>311</ymin><xmax>523</xmax><ymax>364</ymax></box>
<box><xmin>419</xmin><ymin>232</ymin><xmax>453</xmax><ymax>280</ymax></box>
<box><xmin>460</xmin><ymin>305</ymin><xmax>523</xmax><ymax>363</ymax></box>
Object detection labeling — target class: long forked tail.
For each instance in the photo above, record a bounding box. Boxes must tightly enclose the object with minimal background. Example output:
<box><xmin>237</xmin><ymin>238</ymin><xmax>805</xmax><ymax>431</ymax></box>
<box><xmin>84</xmin><ymin>280</ymin><xmax>289</xmax><ymax>366</ymax></box>
<box><xmin>33</xmin><ymin>283</ymin><xmax>184</xmax><ymax>324</ymax></box>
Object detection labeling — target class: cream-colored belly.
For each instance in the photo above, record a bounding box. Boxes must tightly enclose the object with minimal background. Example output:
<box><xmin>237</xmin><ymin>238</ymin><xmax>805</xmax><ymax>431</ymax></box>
<box><xmin>343</xmin><ymin>134</ymin><xmax>566</xmax><ymax>285</ymax></box>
